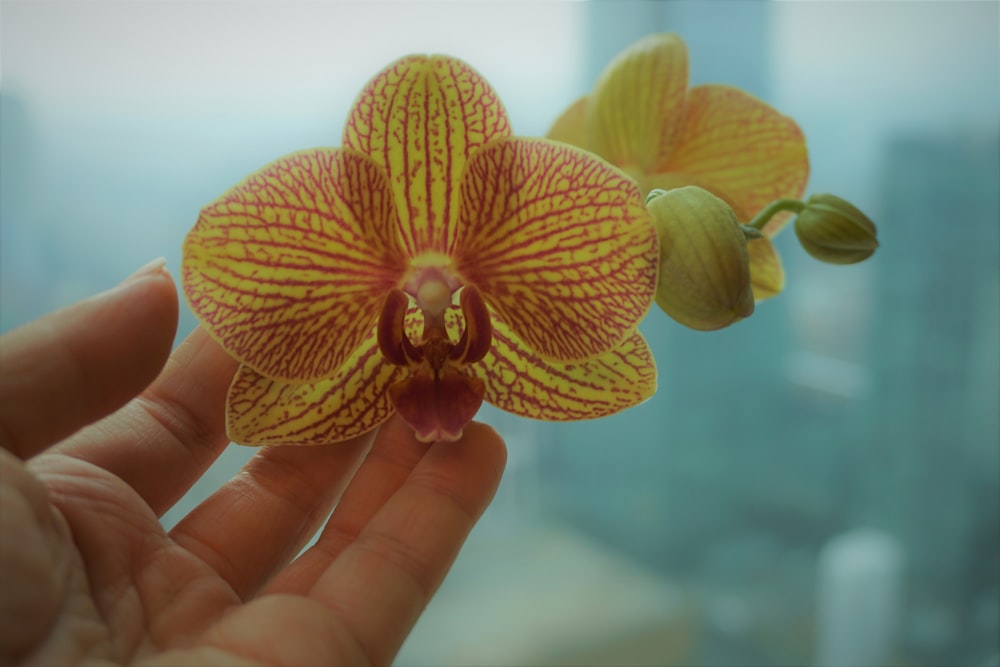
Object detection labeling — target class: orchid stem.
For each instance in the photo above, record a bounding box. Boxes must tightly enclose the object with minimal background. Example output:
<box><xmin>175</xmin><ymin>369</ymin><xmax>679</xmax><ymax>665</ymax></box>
<box><xmin>747</xmin><ymin>198</ymin><xmax>806</xmax><ymax>231</ymax></box>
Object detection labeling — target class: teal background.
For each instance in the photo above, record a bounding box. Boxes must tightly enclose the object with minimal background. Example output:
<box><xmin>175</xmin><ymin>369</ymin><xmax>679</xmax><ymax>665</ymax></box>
<box><xmin>2</xmin><ymin>2</ymin><xmax>997</xmax><ymax>665</ymax></box>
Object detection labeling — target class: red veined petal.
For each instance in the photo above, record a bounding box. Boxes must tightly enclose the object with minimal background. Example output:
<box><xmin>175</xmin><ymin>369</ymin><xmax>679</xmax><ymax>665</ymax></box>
<box><xmin>226</xmin><ymin>333</ymin><xmax>407</xmax><ymax>446</ymax></box>
<box><xmin>456</xmin><ymin>137</ymin><xmax>658</xmax><ymax>362</ymax></box>
<box><xmin>387</xmin><ymin>366</ymin><xmax>485</xmax><ymax>443</ymax></box>
<box><xmin>183</xmin><ymin>148</ymin><xmax>407</xmax><ymax>382</ymax></box>
<box><xmin>586</xmin><ymin>33</ymin><xmax>690</xmax><ymax>175</ymax></box>
<box><xmin>659</xmin><ymin>84</ymin><xmax>809</xmax><ymax>233</ymax></box>
<box><xmin>473</xmin><ymin>316</ymin><xmax>656</xmax><ymax>421</ymax></box>
<box><xmin>343</xmin><ymin>54</ymin><xmax>512</xmax><ymax>257</ymax></box>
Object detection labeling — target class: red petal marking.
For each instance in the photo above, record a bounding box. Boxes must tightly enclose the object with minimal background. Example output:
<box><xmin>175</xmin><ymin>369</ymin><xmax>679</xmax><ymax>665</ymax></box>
<box><xmin>474</xmin><ymin>316</ymin><xmax>656</xmax><ymax>421</ymax></box>
<box><xmin>342</xmin><ymin>54</ymin><xmax>512</xmax><ymax>258</ymax></box>
<box><xmin>455</xmin><ymin>137</ymin><xmax>658</xmax><ymax>363</ymax></box>
<box><xmin>388</xmin><ymin>366</ymin><xmax>485</xmax><ymax>443</ymax></box>
<box><xmin>226</xmin><ymin>336</ymin><xmax>408</xmax><ymax>446</ymax></box>
<box><xmin>450</xmin><ymin>285</ymin><xmax>491</xmax><ymax>364</ymax></box>
<box><xmin>182</xmin><ymin>148</ymin><xmax>406</xmax><ymax>382</ymax></box>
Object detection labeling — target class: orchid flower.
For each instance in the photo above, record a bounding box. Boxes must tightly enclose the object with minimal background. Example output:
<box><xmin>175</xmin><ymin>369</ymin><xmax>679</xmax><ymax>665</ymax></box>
<box><xmin>547</xmin><ymin>33</ymin><xmax>809</xmax><ymax>300</ymax></box>
<box><xmin>182</xmin><ymin>55</ymin><xmax>659</xmax><ymax>445</ymax></box>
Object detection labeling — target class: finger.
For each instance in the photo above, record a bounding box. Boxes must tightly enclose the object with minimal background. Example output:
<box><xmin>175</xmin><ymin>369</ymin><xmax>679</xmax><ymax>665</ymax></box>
<box><xmin>57</xmin><ymin>327</ymin><xmax>239</xmax><ymax>516</ymax></box>
<box><xmin>263</xmin><ymin>415</ymin><xmax>433</xmax><ymax>596</ymax></box>
<box><xmin>0</xmin><ymin>259</ymin><xmax>178</xmax><ymax>459</ymax></box>
<box><xmin>168</xmin><ymin>432</ymin><xmax>375</xmax><ymax>600</ymax></box>
<box><xmin>308</xmin><ymin>422</ymin><xmax>506</xmax><ymax>666</ymax></box>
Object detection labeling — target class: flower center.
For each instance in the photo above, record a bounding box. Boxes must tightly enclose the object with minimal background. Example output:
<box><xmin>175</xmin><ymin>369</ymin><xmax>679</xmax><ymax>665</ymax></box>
<box><xmin>416</xmin><ymin>278</ymin><xmax>452</xmax><ymax>319</ymax></box>
<box><xmin>376</xmin><ymin>280</ymin><xmax>493</xmax><ymax>443</ymax></box>
<box><xmin>377</xmin><ymin>279</ymin><xmax>492</xmax><ymax>372</ymax></box>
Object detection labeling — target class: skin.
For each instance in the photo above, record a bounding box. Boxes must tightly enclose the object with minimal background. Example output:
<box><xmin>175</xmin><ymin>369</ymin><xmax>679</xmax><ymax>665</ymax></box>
<box><xmin>0</xmin><ymin>261</ymin><xmax>507</xmax><ymax>667</ymax></box>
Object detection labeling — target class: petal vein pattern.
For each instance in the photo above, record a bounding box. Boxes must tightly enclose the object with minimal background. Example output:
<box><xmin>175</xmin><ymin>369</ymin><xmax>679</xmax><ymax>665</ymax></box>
<box><xmin>661</xmin><ymin>85</ymin><xmax>809</xmax><ymax>228</ymax></box>
<box><xmin>456</xmin><ymin>138</ymin><xmax>658</xmax><ymax>362</ymax></box>
<box><xmin>183</xmin><ymin>148</ymin><xmax>406</xmax><ymax>382</ymax></box>
<box><xmin>227</xmin><ymin>331</ymin><xmax>407</xmax><ymax>445</ymax></box>
<box><xmin>474</xmin><ymin>316</ymin><xmax>656</xmax><ymax>420</ymax></box>
<box><xmin>343</xmin><ymin>54</ymin><xmax>512</xmax><ymax>257</ymax></box>
<box><xmin>588</xmin><ymin>33</ymin><xmax>689</xmax><ymax>174</ymax></box>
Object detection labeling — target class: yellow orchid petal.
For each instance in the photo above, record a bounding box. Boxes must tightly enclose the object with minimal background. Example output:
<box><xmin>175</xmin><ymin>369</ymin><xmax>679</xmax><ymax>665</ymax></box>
<box><xmin>659</xmin><ymin>84</ymin><xmax>809</xmax><ymax>231</ymax></box>
<box><xmin>475</xmin><ymin>316</ymin><xmax>655</xmax><ymax>421</ymax></box>
<box><xmin>183</xmin><ymin>148</ymin><xmax>407</xmax><ymax>383</ymax></box>
<box><xmin>456</xmin><ymin>137</ymin><xmax>658</xmax><ymax>362</ymax></box>
<box><xmin>546</xmin><ymin>95</ymin><xmax>589</xmax><ymax>148</ymax></box>
<box><xmin>747</xmin><ymin>235</ymin><xmax>785</xmax><ymax>300</ymax></box>
<box><xmin>587</xmin><ymin>33</ymin><xmax>689</xmax><ymax>175</ymax></box>
<box><xmin>226</xmin><ymin>332</ymin><xmax>407</xmax><ymax>445</ymax></box>
<box><xmin>343</xmin><ymin>54</ymin><xmax>512</xmax><ymax>258</ymax></box>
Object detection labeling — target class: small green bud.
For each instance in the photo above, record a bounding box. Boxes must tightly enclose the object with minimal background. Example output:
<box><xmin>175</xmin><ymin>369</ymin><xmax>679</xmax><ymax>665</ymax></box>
<box><xmin>646</xmin><ymin>186</ymin><xmax>755</xmax><ymax>331</ymax></box>
<box><xmin>794</xmin><ymin>193</ymin><xmax>879</xmax><ymax>264</ymax></box>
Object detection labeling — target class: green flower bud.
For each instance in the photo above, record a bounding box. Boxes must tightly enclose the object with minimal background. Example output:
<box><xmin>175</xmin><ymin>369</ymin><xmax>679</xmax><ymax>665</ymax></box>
<box><xmin>794</xmin><ymin>193</ymin><xmax>879</xmax><ymax>264</ymax></box>
<box><xmin>646</xmin><ymin>186</ymin><xmax>755</xmax><ymax>331</ymax></box>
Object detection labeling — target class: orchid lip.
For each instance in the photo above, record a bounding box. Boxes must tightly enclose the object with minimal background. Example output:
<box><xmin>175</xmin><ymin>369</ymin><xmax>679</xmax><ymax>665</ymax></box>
<box><xmin>377</xmin><ymin>290</ymin><xmax>421</xmax><ymax>366</ymax></box>
<box><xmin>376</xmin><ymin>285</ymin><xmax>491</xmax><ymax>372</ymax></box>
<box><xmin>378</xmin><ymin>284</ymin><xmax>492</xmax><ymax>443</ymax></box>
<box><xmin>450</xmin><ymin>286</ymin><xmax>491</xmax><ymax>364</ymax></box>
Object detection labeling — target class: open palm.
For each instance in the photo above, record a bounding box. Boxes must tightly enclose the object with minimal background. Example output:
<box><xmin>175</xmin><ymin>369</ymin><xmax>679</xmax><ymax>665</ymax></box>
<box><xmin>0</xmin><ymin>262</ymin><xmax>506</xmax><ymax>667</ymax></box>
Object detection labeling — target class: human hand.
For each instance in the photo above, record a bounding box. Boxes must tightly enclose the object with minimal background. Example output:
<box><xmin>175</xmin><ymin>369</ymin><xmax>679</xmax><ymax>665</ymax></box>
<box><xmin>0</xmin><ymin>260</ymin><xmax>507</xmax><ymax>667</ymax></box>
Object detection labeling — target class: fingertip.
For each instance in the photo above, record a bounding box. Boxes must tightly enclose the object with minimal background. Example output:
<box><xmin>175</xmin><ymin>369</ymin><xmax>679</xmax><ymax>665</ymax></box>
<box><xmin>412</xmin><ymin>420</ymin><xmax>508</xmax><ymax>522</ymax></box>
<box><xmin>98</xmin><ymin>259</ymin><xmax>180</xmax><ymax>396</ymax></box>
<box><xmin>0</xmin><ymin>259</ymin><xmax>181</xmax><ymax>457</ymax></box>
<box><xmin>303</xmin><ymin>418</ymin><xmax>509</xmax><ymax>665</ymax></box>
<box><xmin>117</xmin><ymin>257</ymin><xmax>179</xmax><ymax>333</ymax></box>
<box><xmin>459</xmin><ymin>420</ymin><xmax>508</xmax><ymax>480</ymax></box>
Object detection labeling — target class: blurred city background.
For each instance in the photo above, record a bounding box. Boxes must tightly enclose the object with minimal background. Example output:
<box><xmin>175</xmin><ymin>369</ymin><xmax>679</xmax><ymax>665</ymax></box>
<box><xmin>2</xmin><ymin>2</ymin><xmax>998</xmax><ymax>665</ymax></box>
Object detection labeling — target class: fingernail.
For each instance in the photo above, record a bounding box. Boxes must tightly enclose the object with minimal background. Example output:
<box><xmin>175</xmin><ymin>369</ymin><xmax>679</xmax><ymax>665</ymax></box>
<box><xmin>122</xmin><ymin>257</ymin><xmax>169</xmax><ymax>285</ymax></box>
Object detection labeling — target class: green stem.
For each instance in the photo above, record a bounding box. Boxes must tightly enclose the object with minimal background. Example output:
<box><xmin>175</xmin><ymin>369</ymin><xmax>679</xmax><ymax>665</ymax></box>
<box><xmin>746</xmin><ymin>198</ymin><xmax>806</xmax><ymax>231</ymax></box>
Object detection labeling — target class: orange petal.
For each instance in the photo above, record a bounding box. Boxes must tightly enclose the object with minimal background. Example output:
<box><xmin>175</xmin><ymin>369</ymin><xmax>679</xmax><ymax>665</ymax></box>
<box><xmin>659</xmin><ymin>84</ymin><xmax>809</xmax><ymax>229</ymax></box>
<box><xmin>545</xmin><ymin>95</ymin><xmax>590</xmax><ymax>148</ymax></box>
<box><xmin>343</xmin><ymin>54</ymin><xmax>512</xmax><ymax>258</ymax></box>
<box><xmin>587</xmin><ymin>33</ymin><xmax>689</xmax><ymax>175</ymax></box>
<box><xmin>226</xmin><ymin>333</ymin><xmax>407</xmax><ymax>446</ymax></box>
<box><xmin>183</xmin><ymin>148</ymin><xmax>406</xmax><ymax>382</ymax></box>
<box><xmin>474</xmin><ymin>316</ymin><xmax>656</xmax><ymax>421</ymax></box>
<box><xmin>455</xmin><ymin>138</ymin><xmax>658</xmax><ymax>362</ymax></box>
<box><xmin>748</xmin><ymin>235</ymin><xmax>785</xmax><ymax>300</ymax></box>
<box><xmin>387</xmin><ymin>366</ymin><xmax>485</xmax><ymax>443</ymax></box>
